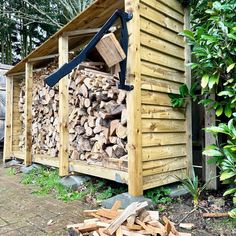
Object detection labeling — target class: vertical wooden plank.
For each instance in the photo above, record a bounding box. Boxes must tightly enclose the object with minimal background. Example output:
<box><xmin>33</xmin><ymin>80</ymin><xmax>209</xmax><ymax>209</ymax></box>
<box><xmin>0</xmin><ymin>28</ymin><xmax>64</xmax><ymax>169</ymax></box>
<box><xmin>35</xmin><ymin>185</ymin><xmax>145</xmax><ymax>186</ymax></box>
<box><xmin>58</xmin><ymin>36</ymin><xmax>69</xmax><ymax>176</ymax></box>
<box><xmin>204</xmin><ymin>94</ymin><xmax>217</xmax><ymax>189</ymax></box>
<box><xmin>3</xmin><ymin>77</ymin><xmax>13</xmax><ymax>162</ymax></box>
<box><xmin>125</xmin><ymin>0</ymin><xmax>143</xmax><ymax>196</ymax></box>
<box><xmin>184</xmin><ymin>7</ymin><xmax>192</xmax><ymax>177</ymax></box>
<box><xmin>24</xmin><ymin>63</ymin><xmax>33</xmax><ymax>166</ymax></box>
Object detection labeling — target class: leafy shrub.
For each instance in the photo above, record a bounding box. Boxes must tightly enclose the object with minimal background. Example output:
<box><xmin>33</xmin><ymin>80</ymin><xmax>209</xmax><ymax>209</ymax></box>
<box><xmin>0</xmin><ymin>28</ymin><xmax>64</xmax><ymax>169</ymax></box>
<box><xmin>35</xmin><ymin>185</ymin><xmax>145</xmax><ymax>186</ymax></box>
<box><xmin>203</xmin><ymin>114</ymin><xmax>236</xmax><ymax>207</ymax></box>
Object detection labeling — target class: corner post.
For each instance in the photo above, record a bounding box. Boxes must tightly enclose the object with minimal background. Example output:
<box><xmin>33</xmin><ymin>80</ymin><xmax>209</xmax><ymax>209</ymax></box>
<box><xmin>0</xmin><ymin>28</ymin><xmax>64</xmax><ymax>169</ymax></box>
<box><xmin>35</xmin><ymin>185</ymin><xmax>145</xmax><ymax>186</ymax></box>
<box><xmin>204</xmin><ymin>94</ymin><xmax>217</xmax><ymax>189</ymax></box>
<box><xmin>3</xmin><ymin>76</ymin><xmax>13</xmax><ymax>162</ymax></box>
<box><xmin>184</xmin><ymin>7</ymin><xmax>193</xmax><ymax>176</ymax></box>
<box><xmin>125</xmin><ymin>0</ymin><xmax>143</xmax><ymax>196</ymax></box>
<box><xmin>58</xmin><ymin>35</ymin><xmax>69</xmax><ymax>176</ymax></box>
<box><xmin>25</xmin><ymin>62</ymin><xmax>33</xmax><ymax>166</ymax></box>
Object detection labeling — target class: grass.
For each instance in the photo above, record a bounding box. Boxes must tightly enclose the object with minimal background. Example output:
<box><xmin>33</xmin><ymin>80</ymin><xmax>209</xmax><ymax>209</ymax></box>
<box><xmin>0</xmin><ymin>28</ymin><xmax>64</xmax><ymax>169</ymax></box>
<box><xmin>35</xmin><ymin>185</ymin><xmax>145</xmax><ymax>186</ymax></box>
<box><xmin>6</xmin><ymin>167</ymin><xmax>17</xmax><ymax>176</ymax></box>
<box><xmin>21</xmin><ymin>166</ymin><xmax>127</xmax><ymax>202</ymax></box>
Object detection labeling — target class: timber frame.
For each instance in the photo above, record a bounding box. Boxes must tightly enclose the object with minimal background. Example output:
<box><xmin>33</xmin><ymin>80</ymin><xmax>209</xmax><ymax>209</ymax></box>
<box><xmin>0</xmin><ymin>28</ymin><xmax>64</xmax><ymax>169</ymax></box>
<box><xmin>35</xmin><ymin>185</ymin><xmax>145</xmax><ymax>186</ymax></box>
<box><xmin>5</xmin><ymin>0</ymin><xmax>192</xmax><ymax>196</ymax></box>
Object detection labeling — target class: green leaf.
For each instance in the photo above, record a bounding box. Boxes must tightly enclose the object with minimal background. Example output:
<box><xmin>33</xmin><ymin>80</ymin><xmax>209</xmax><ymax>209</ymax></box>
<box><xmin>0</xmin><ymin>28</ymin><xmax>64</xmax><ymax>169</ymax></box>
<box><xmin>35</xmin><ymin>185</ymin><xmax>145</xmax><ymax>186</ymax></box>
<box><xmin>180</xmin><ymin>30</ymin><xmax>195</xmax><ymax>41</ymax></box>
<box><xmin>216</xmin><ymin>106</ymin><xmax>223</xmax><ymax>116</ymax></box>
<box><xmin>201</xmin><ymin>74</ymin><xmax>209</xmax><ymax>88</ymax></box>
<box><xmin>208</xmin><ymin>74</ymin><xmax>219</xmax><ymax>89</ymax></box>
<box><xmin>224</xmin><ymin>104</ymin><xmax>232</xmax><ymax>118</ymax></box>
<box><xmin>220</xmin><ymin>171</ymin><xmax>236</xmax><ymax>181</ymax></box>
<box><xmin>227</xmin><ymin>63</ymin><xmax>235</xmax><ymax>73</ymax></box>
<box><xmin>179</xmin><ymin>84</ymin><xmax>189</xmax><ymax>97</ymax></box>
<box><xmin>228</xmin><ymin>33</ymin><xmax>236</xmax><ymax>40</ymax></box>
<box><xmin>218</xmin><ymin>91</ymin><xmax>234</xmax><ymax>97</ymax></box>
<box><xmin>223</xmin><ymin>188</ymin><xmax>236</xmax><ymax>196</ymax></box>
<box><xmin>203</xmin><ymin>149</ymin><xmax>223</xmax><ymax>157</ymax></box>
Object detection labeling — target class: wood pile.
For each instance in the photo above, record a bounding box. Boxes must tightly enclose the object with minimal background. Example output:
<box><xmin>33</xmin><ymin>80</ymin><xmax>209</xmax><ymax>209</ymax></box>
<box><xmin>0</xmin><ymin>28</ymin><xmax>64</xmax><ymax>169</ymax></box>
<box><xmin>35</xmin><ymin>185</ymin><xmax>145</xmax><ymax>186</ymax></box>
<box><xmin>67</xmin><ymin>201</ymin><xmax>191</xmax><ymax>236</ymax></box>
<box><xmin>18</xmin><ymin>59</ymin><xmax>59</xmax><ymax>156</ymax></box>
<box><xmin>68</xmin><ymin>63</ymin><xmax>127</xmax><ymax>163</ymax></box>
<box><xmin>18</xmin><ymin>59</ymin><xmax>128</xmax><ymax>162</ymax></box>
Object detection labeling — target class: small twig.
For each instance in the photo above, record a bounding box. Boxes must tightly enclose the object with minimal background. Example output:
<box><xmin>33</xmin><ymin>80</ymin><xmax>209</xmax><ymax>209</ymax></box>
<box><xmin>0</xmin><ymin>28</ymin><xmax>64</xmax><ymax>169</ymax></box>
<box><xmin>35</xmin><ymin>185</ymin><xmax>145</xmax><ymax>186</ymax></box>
<box><xmin>177</xmin><ymin>208</ymin><xmax>197</xmax><ymax>225</ymax></box>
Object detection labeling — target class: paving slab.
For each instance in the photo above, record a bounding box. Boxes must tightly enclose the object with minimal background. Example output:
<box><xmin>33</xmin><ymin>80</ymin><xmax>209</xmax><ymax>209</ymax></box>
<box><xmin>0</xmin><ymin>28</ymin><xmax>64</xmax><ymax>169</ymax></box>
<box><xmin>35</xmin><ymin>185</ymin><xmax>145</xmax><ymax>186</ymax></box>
<box><xmin>0</xmin><ymin>164</ymin><xmax>88</xmax><ymax>235</ymax></box>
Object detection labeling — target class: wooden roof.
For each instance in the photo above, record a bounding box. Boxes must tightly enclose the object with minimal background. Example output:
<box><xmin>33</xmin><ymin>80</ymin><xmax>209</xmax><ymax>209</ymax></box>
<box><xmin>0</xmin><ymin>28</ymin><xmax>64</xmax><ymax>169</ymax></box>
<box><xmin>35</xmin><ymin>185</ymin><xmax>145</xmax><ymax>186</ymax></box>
<box><xmin>6</xmin><ymin>0</ymin><xmax>124</xmax><ymax>76</ymax></box>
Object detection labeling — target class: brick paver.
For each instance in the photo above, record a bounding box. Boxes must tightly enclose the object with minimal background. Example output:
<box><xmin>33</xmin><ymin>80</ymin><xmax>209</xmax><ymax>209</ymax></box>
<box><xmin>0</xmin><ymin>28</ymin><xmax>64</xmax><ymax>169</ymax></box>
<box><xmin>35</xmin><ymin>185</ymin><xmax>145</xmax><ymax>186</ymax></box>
<box><xmin>0</xmin><ymin>165</ymin><xmax>88</xmax><ymax>236</ymax></box>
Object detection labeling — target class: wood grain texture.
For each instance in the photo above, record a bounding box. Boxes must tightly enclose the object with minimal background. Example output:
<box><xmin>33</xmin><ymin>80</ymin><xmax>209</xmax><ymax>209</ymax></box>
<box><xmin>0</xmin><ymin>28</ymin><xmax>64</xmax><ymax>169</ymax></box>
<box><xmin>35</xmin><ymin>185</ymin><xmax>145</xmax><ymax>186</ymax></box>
<box><xmin>125</xmin><ymin>0</ymin><xmax>143</xmax><ymax>196</ymax></box>
<box><xmin>142</xmin><ymin>133</ymin><xmax>186</xmax><ymax>147</ymax></box>
<box><xmin>143</xmin><ymin>156</ymin><xmax>187</xmax><ymax>176</ymax></box>
<box><xmin>140</xmin><ymin>17</ymin><xmax>184</xmax><ymax>47</ymax></box>
<box><xmin>141</xmin><ymin>75</ymin><xmax>181</xmax><ymax>94</ymax></box>
<box><xmin>141</xmin><ymin>61</ymin><xmax>185</xmax><ymax>83</ymax></box>
<box><xmin>141</xmin><ymin>0</ymin><xmax>184</xmax><ymax>23</ymax></box>
<box><xmin>3</xmin><ymin>77</ymin><xmax>13</xmax><ymax>161</ymax></box>
<box><xmin>58</xmin><ymin>36</ymin><xmax>69</xmax><ymax>176</ymax></box>
<box><xmin>141</xmin><ymin>105</ymin><xmax>185</xmax><ymax>120</ymax></box>
<box><xmin>157</xmin><ymin>0</ymin><xmax>184</xmax><ymax>15</ymax></box>
<box><xmin>24</xmin><ymin>63</ymin><xmax>33</xmax><ymax>166</ymax></box>
<box><xmin>140</xmin><ymin>3</ymin><xmax>183</xmax><ymax>33</ymax></box>
<box><xmin>142</xmin><ymin>119</ymin><xmax>185</xmax><ymax>133</ymax></box>
<box><xmin>141</xmin><ymin>46</ymin><xmax>185</xmax><ymax>72</ymax></box>
<box><xmin>143</xmin><ymin>169</ymin><xmax>187</xmax><ymax>190</ymax></box>
<box><xmin>141</xmin><ymin>90</ymin><xmax>172</xmax><ymax>106</ymax></box>
<box><xmin>142</xmin><ymin>144</ymin><xmax>187</xmax><ymax>161</ymax></box>
<box><xmin>140</xmin><ymin>32</ymin><xmax>184</xmax><ymax>60</ymax></box>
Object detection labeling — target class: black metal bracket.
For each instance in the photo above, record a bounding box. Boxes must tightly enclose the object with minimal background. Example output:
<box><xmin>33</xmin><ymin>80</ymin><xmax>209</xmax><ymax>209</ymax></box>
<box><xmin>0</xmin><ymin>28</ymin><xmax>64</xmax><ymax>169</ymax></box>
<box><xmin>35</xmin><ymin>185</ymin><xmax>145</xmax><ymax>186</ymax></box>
<box><xmin>44</xmin><ymin>9</ymin><xmax>133</xmax><ymax>91</ymax></box>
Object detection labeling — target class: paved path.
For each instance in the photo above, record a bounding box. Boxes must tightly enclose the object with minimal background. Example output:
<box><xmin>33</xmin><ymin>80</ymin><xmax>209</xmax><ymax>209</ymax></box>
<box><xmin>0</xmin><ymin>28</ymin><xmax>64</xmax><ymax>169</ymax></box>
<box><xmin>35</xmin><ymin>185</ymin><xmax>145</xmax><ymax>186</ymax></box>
<box><xmin>0</xmin><ymin>165</ymin><xmax>88</xmax><ymax>236</ymax></box>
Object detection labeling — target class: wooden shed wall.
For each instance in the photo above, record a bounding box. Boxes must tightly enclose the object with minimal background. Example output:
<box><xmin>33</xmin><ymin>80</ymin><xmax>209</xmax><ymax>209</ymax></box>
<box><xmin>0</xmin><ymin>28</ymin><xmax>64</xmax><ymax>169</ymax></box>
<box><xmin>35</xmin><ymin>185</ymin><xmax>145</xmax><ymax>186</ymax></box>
<box><xmin>139</xmin><ymin>0</ymin><xmax>188</xmax><ymax>190</ymax></box>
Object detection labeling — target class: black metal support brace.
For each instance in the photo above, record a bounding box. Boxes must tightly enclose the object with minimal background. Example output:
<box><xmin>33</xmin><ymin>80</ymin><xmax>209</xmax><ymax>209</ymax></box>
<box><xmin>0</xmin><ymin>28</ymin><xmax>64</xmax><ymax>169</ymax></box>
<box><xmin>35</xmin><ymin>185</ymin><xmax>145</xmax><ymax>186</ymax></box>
<box><xmin>44</xmin><ymin>9</ymin><xmax>133</xmax><ymax>91</ymax></box>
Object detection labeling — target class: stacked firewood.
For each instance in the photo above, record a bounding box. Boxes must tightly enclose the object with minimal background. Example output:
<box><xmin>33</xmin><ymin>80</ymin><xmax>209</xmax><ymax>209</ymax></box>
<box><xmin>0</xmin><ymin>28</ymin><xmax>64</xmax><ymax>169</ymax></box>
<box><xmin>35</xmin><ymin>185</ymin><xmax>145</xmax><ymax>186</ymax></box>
<box><xmin>67</xmin><ymin>201</ymin><xmax>191</xmax><ymax>236</ymax></box>
<box><xmin>18</xmin><ymin>60</ymin><xmax>60</xmax><ymax>156</ymax></box>
<box><xmin>68</xmin><ymin>65</ymin><xmax>128</xmax><ymax>162</ymax></box>
<box><xmin>18</xmin><ymin>60</ymin><xmax>128</xmax><ymax>161</ymax></box>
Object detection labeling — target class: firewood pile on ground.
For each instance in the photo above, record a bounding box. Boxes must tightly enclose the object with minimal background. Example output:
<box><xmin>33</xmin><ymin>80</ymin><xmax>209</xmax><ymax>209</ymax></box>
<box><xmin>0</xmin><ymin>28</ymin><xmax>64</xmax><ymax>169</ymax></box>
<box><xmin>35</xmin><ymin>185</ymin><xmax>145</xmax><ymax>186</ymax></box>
<box><xmin>67</xmin><ymin>201</ymin><xmax>191</xmax><ymax>236</ymax></box>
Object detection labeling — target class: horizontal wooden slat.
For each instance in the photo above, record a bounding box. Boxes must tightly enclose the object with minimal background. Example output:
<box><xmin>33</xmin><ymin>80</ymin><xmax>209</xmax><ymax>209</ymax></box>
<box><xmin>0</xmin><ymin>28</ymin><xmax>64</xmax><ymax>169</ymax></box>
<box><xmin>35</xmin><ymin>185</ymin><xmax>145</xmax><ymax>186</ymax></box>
<box><xmin>140</xmin><ymin>0</ymin><xmax>184</xmax><ymax>23</ymax></box>
<box><xmin>143</xmin><ymin>169</ymin><xmax>187</xmax><ymax>190</ymax></box>
<box><xmin>141</xmin><ymin>17</ymin><xmax>184</xmax><ymax>47</ymax></box>
<box><xmin>70</xmin><ymin>160</ymin><xmax>128</xmax><ymax>184</ymax></box>
<box><xmin>141</xmin><ymin>90</ymin><xmax>172</xmax><ymax>106</ymax></box>
<box><xmin>13</xmin><ymin>153</ymin><xmax>129</xmax><ymax>184</ymax></box>
<box><xmin>143</xmin><ymin>156</ymin><xmax>187</xmax><ymax>176</ymax></box>
<box><xmin>141</xmin><ymin>75</ymin><xmax>181</xmax><ymax>94</ymax></box>
<box><xmin>141</xmin><ymin>105</ymin><xmax>185</xmax><ymax>120</ymax></box>
<box><xmin>141</xmin><ymin>46</ymin><xmax>185</xmax><ymax>72</ymax></box>
<box><xmin>140</xmin><ymin>3</ymin><xmax>183</xmax><ymax>33</ymax></box>
<box><xmin>141</xmin><ymin>32</ymin><xmax>184</xmax><ymax>60</ymax></box>
<box><xmin>157</xmin><ymin>0</ymin><xmax>184</xmax><ymax>15</ymax></box>
<box><xmin>142</xmin><ymin>133</ymin><xmax>186</xmax><ymax>147</ymax></box>
<box><xmin>142</xmin><ymin>144</ymin><xmax>187</xmax><ymax>161</ymax></box>
<box><xmin>141</xmin><ymin>61</ymin><xmax>185</xmax><ymax>83</ymax></box>
<box><xmin>142</xmin><ymin>119</ymin><xmax>185</xmax><ymax>133</ymax></box>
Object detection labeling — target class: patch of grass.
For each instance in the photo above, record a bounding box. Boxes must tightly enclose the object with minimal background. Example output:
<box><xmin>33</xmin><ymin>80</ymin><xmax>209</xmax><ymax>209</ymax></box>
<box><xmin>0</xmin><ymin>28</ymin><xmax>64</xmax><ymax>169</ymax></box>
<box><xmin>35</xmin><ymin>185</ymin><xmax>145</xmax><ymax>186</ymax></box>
<box><xmin>6</xmin><ymin>167</ymin><xmax>17</xmax><ymax>176</ymax></box>
<box><xmin>144</xmin><ymin>187</ymin><xmax>172</xmax><ymax>205</ymax></box>
<box><xmin>21</xmin><ymin>167</ymin><xmax>127</xmax><ymax>202</ymax></box>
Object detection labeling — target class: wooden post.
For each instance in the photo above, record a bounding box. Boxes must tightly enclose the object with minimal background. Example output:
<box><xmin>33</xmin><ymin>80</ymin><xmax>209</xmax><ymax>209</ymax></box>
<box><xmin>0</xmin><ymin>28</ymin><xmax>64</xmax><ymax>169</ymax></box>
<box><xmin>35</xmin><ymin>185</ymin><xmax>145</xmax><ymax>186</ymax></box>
<box><xmin>3</xmin><ymin>77</ymin><xmax>13</xmax><ymax>162</ymax></box>
<box><xmin>184</xmin><ymin>8</ymin><xmax>193</xmax><ymax>176</ymax></box>
<box><xmin>58</xmin><ymin>35</ymin><xmax>69</xmax><ymax>176</ymax></box>
<box><xmin>204</xmin><ymin>94</ymin><xmax>217</xmax><ymax>189</ymax></box>
<box><xmin>24</xmin><ymin>62</ymin><xmax>33</xmax><ymax>166</ymax></box>
<box><xmin>125</xmin><ymin>0</ymin><xmax>143</xmax><ymax>196</ymax></box>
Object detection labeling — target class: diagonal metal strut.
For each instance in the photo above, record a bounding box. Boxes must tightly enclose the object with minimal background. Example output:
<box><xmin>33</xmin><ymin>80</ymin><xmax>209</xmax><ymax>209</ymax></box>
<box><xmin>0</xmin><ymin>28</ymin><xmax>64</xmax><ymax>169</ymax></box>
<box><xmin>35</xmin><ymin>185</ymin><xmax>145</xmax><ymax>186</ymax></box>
<box><xmin>44</xmin><ymin>9</ymin><xmax>133</xmax><ymax>91</ymax></box>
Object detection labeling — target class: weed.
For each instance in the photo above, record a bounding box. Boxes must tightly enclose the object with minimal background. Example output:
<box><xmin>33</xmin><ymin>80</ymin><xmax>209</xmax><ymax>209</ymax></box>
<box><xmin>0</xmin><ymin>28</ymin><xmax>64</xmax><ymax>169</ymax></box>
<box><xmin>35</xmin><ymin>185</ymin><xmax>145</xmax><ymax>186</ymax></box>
<box><xmin>144</xmin><ymin>187</ymin><xmax>172</xmax><ymax>205</ymax></box>
<box><xmin>21</xmin><ymin>167</ymin><xmax>127</xmax><ymax>202</ymax></box>
<box><xmin>6</xmin><ymin>167</ymin><xmax>17</xmax><ymax>176</ymax></box>
<box><xmin>175</xmin><ymin>169</ymin><xmax>210</xmax><ymax>207</ymax></box>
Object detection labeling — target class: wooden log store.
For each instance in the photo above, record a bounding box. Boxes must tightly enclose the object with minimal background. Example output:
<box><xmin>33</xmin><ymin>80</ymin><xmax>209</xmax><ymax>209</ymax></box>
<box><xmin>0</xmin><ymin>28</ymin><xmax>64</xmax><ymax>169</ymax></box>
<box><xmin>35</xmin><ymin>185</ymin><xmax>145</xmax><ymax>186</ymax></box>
<box><xmin>4</xmin><ymin>0</ymin><xmax>191</xmax><ymax>196</ymax></box>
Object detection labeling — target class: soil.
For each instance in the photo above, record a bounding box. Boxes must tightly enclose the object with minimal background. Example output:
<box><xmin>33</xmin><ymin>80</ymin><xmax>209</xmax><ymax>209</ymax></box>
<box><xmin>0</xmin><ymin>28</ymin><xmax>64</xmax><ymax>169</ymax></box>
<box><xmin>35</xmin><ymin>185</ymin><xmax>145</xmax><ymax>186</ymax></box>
<box><xmin>159</xmin><ymin>192</ymin><xmax>236</xmax><ymax>236</ymax></box>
